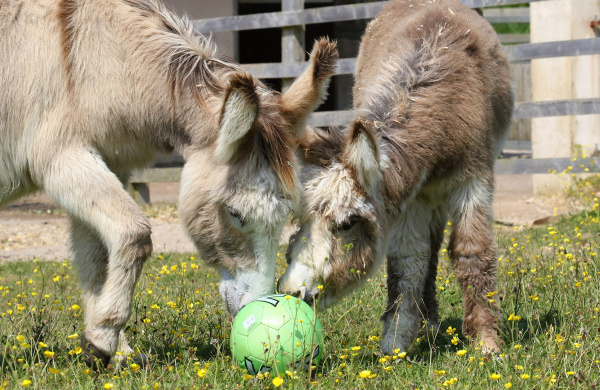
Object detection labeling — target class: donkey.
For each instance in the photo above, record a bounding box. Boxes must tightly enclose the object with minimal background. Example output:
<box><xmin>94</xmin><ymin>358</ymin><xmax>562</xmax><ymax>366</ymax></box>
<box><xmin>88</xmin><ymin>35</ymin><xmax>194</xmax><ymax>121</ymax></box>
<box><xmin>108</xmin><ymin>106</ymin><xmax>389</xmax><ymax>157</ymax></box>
<box><xmin>278</xmin><ymin>0</ymin><xmax>513</xmax><ymax>355</ymax></box>
<box><xmin>0</xmin><ymin>0</ymin><xmax>337</xmax><ymax>367</ymax></box>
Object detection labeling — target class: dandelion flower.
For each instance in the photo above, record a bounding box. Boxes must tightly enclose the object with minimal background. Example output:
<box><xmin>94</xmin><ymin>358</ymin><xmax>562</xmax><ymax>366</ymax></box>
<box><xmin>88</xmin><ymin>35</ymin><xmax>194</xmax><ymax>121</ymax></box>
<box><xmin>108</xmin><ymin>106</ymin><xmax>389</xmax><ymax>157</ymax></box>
<box><xmin>272</xmin><ymin>377</ymin><xmax>284</xmax><ymax>387</ymax></box>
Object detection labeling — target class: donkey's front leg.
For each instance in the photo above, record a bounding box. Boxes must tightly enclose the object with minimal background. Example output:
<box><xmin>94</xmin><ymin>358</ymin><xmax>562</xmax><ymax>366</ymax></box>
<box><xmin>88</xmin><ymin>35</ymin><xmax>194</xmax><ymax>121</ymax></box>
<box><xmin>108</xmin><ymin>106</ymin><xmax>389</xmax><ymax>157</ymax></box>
<box><xmin>448</xmin><ymin>179</ymin><xmax>501</xmax><ymax>353</ymax></box>
<box><xmin>419</xmin><ymin>207</ymin><xmax>447</xmax><ymax>335</ymax></box>
<box><xmin>44</xmin><ymin>149</ymin><xmax>152</xmax><ymax>368</ymax></box>
<box><xmin>380</xmin><ymin>201</ymin><xmax>432</xmax><ymax>355</ymax></box>
<box><xmin>70</xmin><ymin>218</ymin><xmax>147</xmax><ymax>367</ymax></box>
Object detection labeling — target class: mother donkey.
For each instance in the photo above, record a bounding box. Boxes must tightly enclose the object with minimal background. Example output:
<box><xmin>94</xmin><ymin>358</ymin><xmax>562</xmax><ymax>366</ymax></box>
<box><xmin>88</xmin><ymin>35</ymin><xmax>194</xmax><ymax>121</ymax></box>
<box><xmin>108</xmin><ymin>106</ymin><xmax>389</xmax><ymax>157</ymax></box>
<box><xmin>279</xmin><ymin>0</ymin><xmax>513</xmax><ymax>355</ymax></box>
<box><xmin>0</xmin><ymin>0</ymin><xmax>337</xmax><ymax>366</ymax></box>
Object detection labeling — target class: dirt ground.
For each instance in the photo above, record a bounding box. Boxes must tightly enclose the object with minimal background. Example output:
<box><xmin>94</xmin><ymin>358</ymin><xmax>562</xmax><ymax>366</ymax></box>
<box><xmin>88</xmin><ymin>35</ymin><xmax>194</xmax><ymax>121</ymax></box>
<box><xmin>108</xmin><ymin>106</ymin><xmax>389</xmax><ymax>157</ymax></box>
<box><xmin>0</xmin><ymin>175</ymin><xmax>573</xmax><ymax>262</ymax></box>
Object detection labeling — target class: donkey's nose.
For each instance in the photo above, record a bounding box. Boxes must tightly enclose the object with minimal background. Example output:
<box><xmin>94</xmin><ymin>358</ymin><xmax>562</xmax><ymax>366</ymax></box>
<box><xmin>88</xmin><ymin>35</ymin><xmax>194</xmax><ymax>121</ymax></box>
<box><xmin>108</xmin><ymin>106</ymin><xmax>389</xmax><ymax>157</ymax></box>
<box><xmin>276</xmin><ymin>279</ymin><xmax>303</xmax><ymax>299</ymax></box>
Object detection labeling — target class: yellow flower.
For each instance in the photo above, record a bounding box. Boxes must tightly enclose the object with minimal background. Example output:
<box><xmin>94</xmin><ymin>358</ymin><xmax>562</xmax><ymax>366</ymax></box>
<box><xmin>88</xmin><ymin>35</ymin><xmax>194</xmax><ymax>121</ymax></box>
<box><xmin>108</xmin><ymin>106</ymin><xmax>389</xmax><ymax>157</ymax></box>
<box><xmin>103</xmin><ymin>383</ymin><xmax>114</xmax><ymax>389</ymax></box>
<box><xmin>272</xmin><ymin>377</ymin><xmax>284</xmax><ymax>387</ymax></box>
<box><xmin>22</xmin><ymin>380</ymin><xmax>32</xmax><ymax>386</ymax></box>
<box><xmin>490</xmin><ymin>373</ymin><xmax>501</xmax><ymax>380</ymax></box>
<box><xmin>74</xmin><ymin>347</ymin><xmax>83</xmax><ymax>354</ymax></box>
<box><xmin>456</xmin><ymin>350</ymin><xmax>467</xmax><ymax>356</ymax></box>
<box><xmin>521</xmin><ymin>374</ymin><xmax>530</xmax><ymax>379</ymax></box>
<box><xmin>44</xmin><ymin>351</ymin><xmax>55</xmax><ymax>358</ymax></box>
<box><xmin>285</xmin><ymin>370</ymin><xmax>294</xmax><ymax>378</ymax></box>
<box><xmin>446</xmin><ymin>326</ymin><xmax>456</xmax><ymax>335</ymax></box>
<box><xmin>71</xmin><ymin>304</ymin><xmax>80</xmax><ymax>311</ymax></box>
<box><xmin>130</xmin><ymin>363</ymin><xmax>140</xmax><ymax>373</ymax></box>
<box><xmin>505</xmin><ymin>383</ymin><xmax>512</xmax><ymax>388</ymax></box>
<box><xmin>566</xmin><ymin>371</ymin><xmax>575</xmax><ymax>376</ymax></box>
<box><xmin>38</xmin><ymin>342</ymin><xmax>48</xmax><ymax>348</ymax></box>
<box><xmin>197</xmin><ymin>369</ymin><xmax>207</xmax><ymax>378</ymax></box>
<box><xmin>16</xmin><ymin>335</ymin><xmax>25</xmax><ymax>342</ymax></box>
<box><xmin>48</xmin><ymin>367</ymin><xmax>60</xmax><ymax>374</ymax></box>
<box><xmin>351</xmin><ymin>346</ymin><xmax>361</xmax><ymax>351</ymax></box>
<box><xmin>359</xmin><ymin>370</ymin><xmax>371</xmax><ymax>378</ymax></box>
<box><xmin>434</xmin><ymin>370</ymin><xmax>446</xmax><ymax>376</ymax></box>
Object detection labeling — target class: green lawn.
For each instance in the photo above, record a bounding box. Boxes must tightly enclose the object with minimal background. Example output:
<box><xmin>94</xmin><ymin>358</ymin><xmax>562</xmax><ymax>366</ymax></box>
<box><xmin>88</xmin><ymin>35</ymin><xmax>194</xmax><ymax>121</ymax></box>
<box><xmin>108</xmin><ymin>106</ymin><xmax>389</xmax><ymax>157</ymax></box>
<box><xmin>1</xmin><ymin>179</ymin><xmax>600</xmax><ymax>389</ymax></box>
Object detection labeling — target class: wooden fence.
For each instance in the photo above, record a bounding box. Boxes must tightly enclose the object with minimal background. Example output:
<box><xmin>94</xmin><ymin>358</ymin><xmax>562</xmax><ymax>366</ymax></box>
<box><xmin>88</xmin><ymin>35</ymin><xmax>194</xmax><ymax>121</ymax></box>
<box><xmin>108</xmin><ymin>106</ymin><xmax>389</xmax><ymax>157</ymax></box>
<box><xmin>129</xmin><ymin>0</ymin><xmax>600</xmax><ymax>203</ymax></box>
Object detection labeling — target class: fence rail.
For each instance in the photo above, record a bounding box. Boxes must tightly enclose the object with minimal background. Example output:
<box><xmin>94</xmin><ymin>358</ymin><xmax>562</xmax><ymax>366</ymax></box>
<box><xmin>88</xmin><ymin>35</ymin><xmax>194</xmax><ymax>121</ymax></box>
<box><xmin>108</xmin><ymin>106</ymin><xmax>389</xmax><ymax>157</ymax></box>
<box><xmin>193</xmin><ymin>0</ymin><xmax>546</xmax><ymax>33</ymax></box>
<box><xmin>242</xmin><ymin>38</ymin><xmax>600</xmax><ymax>79</ymax></box>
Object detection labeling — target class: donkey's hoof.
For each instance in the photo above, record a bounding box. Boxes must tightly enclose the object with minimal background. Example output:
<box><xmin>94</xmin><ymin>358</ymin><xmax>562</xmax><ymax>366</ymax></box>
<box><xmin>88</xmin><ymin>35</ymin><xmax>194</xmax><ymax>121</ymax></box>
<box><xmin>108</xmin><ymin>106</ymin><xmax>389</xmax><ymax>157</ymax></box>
<box><xmin>82</xmin><ymin>336</ymin><xmax>111</xmax><ymax>370</ymax></box>
<box><xmin>479</xmin><ymin>335</ymin><xmax>502</xmax><ymax>355</ymax></box>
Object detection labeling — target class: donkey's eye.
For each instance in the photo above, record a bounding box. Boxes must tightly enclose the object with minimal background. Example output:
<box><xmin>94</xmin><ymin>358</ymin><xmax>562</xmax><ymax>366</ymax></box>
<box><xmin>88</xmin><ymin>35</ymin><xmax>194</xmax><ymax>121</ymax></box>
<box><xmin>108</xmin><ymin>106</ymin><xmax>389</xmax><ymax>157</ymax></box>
<box><xmin>226</xmin><ymin>205</ymin><xmax>245</xmax><ymax>227</ymax></box>
<box><xmin>336</xmin><ymin>216</ymin><xmax>360</xmax><ymax>232</ymax></box>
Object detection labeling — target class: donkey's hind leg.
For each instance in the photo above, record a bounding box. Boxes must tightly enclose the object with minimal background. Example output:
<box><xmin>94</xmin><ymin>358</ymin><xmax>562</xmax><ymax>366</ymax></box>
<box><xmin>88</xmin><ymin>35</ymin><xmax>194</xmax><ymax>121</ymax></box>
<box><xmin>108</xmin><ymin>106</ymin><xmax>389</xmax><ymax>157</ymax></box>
<box><xmin>448</xmin><ymin>178</ymin><xmax>501</xmax><ymax>353</ymax></box>
<box><xmin>44</xmin><ymin>149</ymin><xmax>151</xmax><ymax>368</ymax></box>
<box><xmin>419</xmin><ymin>206</ymin><xmax>447</xmax><ymax>334</ymax></box>
<box><xmin>70</xmin><ymin>218</ymin><xmax>146</xmax><ymax>367</ymax></box>
<box><xmin>380</xmin><ymin>198</ymin><xmax>433</xmax><ymax>355</ymax></box>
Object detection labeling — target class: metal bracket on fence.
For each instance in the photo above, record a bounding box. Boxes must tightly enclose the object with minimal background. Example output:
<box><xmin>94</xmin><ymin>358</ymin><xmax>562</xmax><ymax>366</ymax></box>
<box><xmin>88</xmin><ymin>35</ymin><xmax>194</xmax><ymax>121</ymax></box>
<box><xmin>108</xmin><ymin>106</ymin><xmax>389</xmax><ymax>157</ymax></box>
<box><xmin>592</xmin><ymin>16</ymin><xmax>600</xmax><ymax>38</ymax></box>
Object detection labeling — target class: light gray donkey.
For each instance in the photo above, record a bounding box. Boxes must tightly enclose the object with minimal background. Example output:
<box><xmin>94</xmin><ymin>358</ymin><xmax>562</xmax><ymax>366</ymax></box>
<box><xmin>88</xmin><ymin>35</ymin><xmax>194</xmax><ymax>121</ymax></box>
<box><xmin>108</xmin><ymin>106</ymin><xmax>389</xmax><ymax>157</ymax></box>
<box><xmin>0</xmin><ymin>0</ymin><xmax>337</xmax><ymax>367</ymax></box>
<box><xmin>278</xmin><ymin>0</ymin><xmax>513</xmax><ymax>355</ymax></box>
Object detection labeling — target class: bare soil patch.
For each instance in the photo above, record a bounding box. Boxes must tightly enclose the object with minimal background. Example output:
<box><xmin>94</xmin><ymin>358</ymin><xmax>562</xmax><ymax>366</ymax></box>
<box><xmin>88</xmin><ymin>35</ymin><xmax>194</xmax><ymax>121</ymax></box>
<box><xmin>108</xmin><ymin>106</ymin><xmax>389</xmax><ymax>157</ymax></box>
<box><xmin>0</xmin><ymin>176</ymin><xmax>573</xmax><ymax>262</ymax></box>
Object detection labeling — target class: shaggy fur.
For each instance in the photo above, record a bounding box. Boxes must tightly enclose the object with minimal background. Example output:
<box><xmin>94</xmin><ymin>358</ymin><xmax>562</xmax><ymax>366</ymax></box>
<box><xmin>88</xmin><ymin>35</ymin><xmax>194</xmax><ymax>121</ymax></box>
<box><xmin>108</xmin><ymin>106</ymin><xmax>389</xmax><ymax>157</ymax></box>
<box><xmin>0</xmin><ymin>0</ymin><xmax>337</xmax><ymax>367</ymax></box>
<box><xmin>279</xmin><ymin>0</ymin><xmax>513</xmax><ymax>355</ymax></box>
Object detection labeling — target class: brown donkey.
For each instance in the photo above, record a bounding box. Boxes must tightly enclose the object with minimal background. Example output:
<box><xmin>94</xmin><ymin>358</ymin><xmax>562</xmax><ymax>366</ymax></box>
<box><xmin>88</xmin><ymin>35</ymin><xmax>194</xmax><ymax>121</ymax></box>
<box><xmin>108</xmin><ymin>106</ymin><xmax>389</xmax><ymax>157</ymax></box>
<box><xmin>278</xmin><ymin>0</ymin><xmax>513</xmax><ymax>354</ymax></box>
<box><xmin>0</xmin><ymin>0</ymin><xmax>337</xmax><ymax>367</ymax></box>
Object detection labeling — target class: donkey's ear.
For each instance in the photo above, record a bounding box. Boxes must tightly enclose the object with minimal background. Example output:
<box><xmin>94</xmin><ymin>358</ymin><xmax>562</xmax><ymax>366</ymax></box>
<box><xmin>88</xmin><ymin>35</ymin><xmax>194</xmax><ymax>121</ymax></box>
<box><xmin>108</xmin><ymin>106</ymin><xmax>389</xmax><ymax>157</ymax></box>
<box><xmin>216</xmin><ymin>72</ymin><xmax>259</xmax><ymax>162</ymax></box>
<box><xmin>343</xmin><ymin>120</ymin><xmax>382</xmax><ymax>195</ymax></box>
<box><xmin>281</xmin><ymin>38</ymin><xmax>338</xmax><ymax>137</ymax></box>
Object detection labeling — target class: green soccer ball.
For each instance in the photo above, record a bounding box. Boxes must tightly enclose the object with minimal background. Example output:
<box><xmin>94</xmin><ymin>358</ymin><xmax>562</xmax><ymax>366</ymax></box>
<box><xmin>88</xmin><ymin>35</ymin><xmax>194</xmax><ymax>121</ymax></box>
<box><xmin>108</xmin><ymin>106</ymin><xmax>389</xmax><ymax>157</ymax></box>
<box><xmin>230</xmin><ymin>294</ymin><xmax>324</xmax><ymax>375</ymax></box>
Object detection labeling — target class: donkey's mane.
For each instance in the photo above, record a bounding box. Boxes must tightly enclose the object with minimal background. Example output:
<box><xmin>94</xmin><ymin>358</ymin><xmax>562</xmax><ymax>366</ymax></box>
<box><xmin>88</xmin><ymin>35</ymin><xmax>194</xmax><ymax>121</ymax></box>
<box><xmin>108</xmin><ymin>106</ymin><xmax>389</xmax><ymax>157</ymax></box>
<box><xmin>122</xmin><ymin>0</ymin><xmax>241</xmax><ymax>105</ymax></box>
<box><xmin>58</xmin><ymin>0</ymin><xmax>241</xmax><ymax>102</ymax></box>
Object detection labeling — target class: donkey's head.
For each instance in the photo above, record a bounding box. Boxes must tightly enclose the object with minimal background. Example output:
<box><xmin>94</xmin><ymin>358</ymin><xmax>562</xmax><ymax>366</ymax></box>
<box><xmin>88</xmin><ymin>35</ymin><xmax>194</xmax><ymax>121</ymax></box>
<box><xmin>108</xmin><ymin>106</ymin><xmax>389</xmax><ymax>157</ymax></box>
<box><xmin>278</xmin><ymin>120</ymin><xmax>387</xmax><ymax>307</ymax></box>
<box><xmin>179</xmin><ymin>38</ymin><xmax>338</xmax><ymax>315</ymax></box>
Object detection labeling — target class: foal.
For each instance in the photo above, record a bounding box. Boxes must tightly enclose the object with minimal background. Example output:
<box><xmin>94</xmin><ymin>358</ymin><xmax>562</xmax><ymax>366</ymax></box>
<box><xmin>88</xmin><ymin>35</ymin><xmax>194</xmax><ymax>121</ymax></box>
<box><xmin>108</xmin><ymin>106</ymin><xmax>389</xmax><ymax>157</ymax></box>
<box><xmin>0</xmin><ymin>0</ymin><xmax>337</xmax><ymax>366</ymax></box>
<box><xmin>278</xmin><ymin>0</ymin><xmax>513</xmax><ymax>354</ymax></box>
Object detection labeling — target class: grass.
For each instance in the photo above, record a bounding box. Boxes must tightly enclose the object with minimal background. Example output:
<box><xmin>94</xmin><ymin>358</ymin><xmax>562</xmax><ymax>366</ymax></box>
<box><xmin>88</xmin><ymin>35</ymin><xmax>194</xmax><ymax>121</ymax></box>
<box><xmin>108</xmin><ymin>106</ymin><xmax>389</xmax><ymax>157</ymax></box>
<box><xmin>1</xmin><ymin>178</ymin><xmax>600</xmax><ymax>389</ymax></box>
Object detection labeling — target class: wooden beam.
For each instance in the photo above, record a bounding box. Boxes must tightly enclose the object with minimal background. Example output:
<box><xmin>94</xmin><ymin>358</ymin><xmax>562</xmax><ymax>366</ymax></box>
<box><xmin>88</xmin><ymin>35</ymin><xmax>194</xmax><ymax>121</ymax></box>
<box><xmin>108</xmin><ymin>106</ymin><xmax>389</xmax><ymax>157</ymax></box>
<box><xmin>495</xmin><ymin>157</ymin><xmax>600</xmax><ymax>175</ymax></box>
<box><xmin>244</xmin><ymin>38</ymin><xmax>600</xmax><ymax>79</ymax></box>
<box><xmin>506</xmin><ymin>38</ymin><xmax>600</xmax><ymax>62</ymax></box>
<box><xmin>282</xmin><ymin>0</ymin><xmax>305</xmax><ymax>91</ymax></box>
<box><xmin>130</xmin><ymin>167</ymin><xmax>182</xmax><ymax>183</ymax></box>
<box><xmin>308</xmin><ymin>99</ymin><xmax>600</xmax><ymax>127</ymax></box>
<box><xmin>193</xmin><ymin>0</ymin><xmax>548</xmax><ymax>33</ymax></box>
<box><xmin>128</xmin><ymin>156</ymin><xmax>600</xmax><ymax>185</ymax></box>
<box><xmin>513</xmin><ymin>98</ymin><xmax>600</xmax><ymax>119</ymax></box>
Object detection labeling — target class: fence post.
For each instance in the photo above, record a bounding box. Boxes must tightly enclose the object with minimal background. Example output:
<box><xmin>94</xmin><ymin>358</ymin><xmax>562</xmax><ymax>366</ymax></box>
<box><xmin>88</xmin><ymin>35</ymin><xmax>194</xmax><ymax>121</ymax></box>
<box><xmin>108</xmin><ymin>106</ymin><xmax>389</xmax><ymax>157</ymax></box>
<box><xmin>530</xmin><ymin>0</ymin><xmax>600</xmax><ymax>196</ymax></box>
<box><xmin>281</xmin><ymin>0</ymin><xmax>305</xmax><ymax>92</ymax></box>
